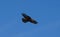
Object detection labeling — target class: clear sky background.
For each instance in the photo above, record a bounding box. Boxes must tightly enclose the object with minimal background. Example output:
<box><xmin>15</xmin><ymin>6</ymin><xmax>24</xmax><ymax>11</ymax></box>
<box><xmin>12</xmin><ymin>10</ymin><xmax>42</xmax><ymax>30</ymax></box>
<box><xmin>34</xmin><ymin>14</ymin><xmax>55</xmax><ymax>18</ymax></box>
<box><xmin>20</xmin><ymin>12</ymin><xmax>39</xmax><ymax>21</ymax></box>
<box><xmin>0</xmin><ymin>0</ymin><xmax>60</xmax><ymax>37</ymax></box>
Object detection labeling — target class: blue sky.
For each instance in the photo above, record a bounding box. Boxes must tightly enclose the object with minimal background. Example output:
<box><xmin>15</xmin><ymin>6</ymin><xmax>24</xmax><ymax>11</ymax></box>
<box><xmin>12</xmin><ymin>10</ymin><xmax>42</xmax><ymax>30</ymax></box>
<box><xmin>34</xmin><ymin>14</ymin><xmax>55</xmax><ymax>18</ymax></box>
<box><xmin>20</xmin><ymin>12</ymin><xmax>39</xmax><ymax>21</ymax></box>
<box><xmin>0</xmin><ymin>0</ymin><xmax>60</xmax><ymax>37</ymax></box>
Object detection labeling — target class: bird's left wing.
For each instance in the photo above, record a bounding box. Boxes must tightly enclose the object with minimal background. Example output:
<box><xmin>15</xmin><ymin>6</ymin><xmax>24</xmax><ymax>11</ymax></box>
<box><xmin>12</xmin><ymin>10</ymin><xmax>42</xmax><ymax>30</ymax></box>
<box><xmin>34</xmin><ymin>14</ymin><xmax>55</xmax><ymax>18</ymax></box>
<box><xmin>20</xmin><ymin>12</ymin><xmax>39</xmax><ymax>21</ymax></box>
<box><xmin>22</xmin><ymin>13</ymin><xmax>29</xmax><ymax>18</ymax></box>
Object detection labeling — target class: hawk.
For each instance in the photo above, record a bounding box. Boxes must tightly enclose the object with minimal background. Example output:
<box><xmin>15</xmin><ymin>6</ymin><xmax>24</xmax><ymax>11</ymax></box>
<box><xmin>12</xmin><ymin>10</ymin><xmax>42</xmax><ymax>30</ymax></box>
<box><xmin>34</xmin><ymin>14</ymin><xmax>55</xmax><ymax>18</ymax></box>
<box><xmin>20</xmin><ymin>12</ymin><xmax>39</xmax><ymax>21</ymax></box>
<box><xmin>22</xmin><ymin>13</ymin><xmax>38</xmax><ymax>24</ymax></box>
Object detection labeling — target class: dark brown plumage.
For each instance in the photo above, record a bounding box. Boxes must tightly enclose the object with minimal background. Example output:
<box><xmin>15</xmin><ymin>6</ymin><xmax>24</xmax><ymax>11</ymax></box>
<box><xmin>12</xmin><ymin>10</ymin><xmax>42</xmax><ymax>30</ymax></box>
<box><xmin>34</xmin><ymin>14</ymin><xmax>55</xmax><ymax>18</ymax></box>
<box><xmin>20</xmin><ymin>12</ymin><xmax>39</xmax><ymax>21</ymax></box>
<box><xmin>22</xmin><ymin>13</ymin><xmax>38</xmax><ymax>24</ymax></box>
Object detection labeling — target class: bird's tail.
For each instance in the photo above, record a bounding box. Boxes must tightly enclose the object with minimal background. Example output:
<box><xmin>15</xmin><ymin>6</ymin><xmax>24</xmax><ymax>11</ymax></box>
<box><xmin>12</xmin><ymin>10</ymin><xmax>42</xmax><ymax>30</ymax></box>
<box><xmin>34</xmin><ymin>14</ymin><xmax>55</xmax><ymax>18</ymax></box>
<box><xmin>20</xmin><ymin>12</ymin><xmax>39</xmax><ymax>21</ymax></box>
<box><xmin>22</xmin><ymin>18</ymin><xmax>28</xmax><ymax>23</ymax></box>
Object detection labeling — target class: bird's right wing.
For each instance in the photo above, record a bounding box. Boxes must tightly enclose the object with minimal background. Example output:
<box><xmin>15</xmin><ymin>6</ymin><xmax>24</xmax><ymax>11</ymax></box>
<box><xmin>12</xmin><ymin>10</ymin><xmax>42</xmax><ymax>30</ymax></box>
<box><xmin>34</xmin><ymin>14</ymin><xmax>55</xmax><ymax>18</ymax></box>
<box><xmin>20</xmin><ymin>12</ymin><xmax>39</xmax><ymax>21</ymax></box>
<box><xmin>29</xmin><ymin>19</ymin><xmax>38</xmax><ymax>24</ymax></box>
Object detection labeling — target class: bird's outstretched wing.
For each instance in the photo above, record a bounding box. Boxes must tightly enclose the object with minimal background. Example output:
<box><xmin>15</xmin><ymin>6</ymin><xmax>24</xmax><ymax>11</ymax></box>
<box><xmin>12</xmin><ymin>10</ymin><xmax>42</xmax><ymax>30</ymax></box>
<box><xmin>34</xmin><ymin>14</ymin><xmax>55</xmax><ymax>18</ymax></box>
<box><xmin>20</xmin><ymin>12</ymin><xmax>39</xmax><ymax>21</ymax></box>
<box><xmin>22</xmin><ymin>13</ymin><xmax>31</xmax><ymax>19</ymax></box>
<box><xmin>29</xmin><ymin>19</ymin><xmax>38</xmax><ymax>24</ymax></box>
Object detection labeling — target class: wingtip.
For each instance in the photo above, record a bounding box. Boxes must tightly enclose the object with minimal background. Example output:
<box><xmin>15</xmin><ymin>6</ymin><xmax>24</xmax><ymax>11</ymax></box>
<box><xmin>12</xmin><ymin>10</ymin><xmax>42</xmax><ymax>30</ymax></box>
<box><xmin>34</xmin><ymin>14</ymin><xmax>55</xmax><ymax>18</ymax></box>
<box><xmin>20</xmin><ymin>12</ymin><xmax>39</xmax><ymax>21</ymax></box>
<box><xmin>34</xmin><ymin>22</ymin><xmax>38</xmax><ymax>24</ymax></box>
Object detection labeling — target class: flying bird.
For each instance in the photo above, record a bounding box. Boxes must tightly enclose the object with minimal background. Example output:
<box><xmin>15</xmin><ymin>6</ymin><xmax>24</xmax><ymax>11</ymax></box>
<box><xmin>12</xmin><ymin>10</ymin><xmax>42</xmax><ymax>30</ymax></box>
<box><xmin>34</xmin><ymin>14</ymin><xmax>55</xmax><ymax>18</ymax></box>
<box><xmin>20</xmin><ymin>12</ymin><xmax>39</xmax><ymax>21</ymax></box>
<box><xmin>22</xmin><ymin>13</ymin><xmax>38</xmax><ymax>24</ymax></box>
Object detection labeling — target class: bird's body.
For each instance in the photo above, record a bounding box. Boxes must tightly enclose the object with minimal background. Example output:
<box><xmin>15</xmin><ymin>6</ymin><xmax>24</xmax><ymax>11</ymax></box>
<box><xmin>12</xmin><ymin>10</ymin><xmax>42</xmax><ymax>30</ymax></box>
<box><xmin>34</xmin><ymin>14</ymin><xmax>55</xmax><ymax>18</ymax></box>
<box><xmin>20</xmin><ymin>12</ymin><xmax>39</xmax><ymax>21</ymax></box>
<box><xmin>22</xmin><ymin>13</ymin><xmax>38</xmax><ymax>24</ymax></box>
